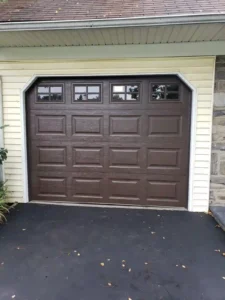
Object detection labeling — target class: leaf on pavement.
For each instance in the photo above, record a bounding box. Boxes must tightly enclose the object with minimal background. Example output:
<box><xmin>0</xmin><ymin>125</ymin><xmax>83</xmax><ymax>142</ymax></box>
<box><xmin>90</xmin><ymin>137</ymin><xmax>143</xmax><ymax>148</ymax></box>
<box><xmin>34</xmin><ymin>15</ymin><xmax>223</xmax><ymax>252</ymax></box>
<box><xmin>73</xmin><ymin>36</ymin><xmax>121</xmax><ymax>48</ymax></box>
<box><xmin>100</xmin><ymin>262</ymin><xmax>105</xmax><ymax>267</ymax></box>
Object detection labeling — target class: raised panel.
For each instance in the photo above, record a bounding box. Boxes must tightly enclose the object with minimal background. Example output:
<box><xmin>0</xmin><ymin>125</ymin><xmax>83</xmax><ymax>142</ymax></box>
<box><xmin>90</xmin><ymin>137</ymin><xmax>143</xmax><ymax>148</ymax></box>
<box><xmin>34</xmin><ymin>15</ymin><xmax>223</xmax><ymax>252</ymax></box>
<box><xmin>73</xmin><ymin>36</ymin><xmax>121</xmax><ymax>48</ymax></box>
<box><xmin>73</xmin><ymin>147</ymin><xmax>104</xmax><ymax>167</ymax></box>
<box><xmin>38</xmin><ymin>177</ymin><xmax>66</xmax><ymax>197</ymax></box>
<box><xmin>148</xmin><ymin>149</ymin><xmax>180</xmax><ymax>168</ymax></box>
<box><xmin>109</xmin><ymin>148</ymin><xmax>141</xmax><ymax>168</ymax></box>
<box><xmin>36</xmin><ymin>115</ymin><xmax>66</xmax><ymax>135</ymax></box>
<box><xmin>148</xmin><ymin>116</ymin><xmax>181</xmax><ymax>135</ymax></box>
<box><xmin>38</xmin><ymin>147</ymin><xmax>66</xmax><ymax>166</ymax></box>
<box><xmin>110</xmin><ymin>116</ymin><xmax>141</xmax><ymax>136</ymax></box>
<box><xmin>72</xmin><ymin>115</ymin><xmax>103</xmax><ymax>135</ymax></box>
<box><xmin>147</xmin><ymin>181</ymin><xmax>178</xmax><ymax>201</ymax></box>
<box><xmin>72</xmin><ymin>178</ymin><xmax>103</xmax><ymax>199</ymax></box>
<box><xmin>109</xmin><ymin>179</ymin><xmax>140</xmax><ymax>201</ymax></box>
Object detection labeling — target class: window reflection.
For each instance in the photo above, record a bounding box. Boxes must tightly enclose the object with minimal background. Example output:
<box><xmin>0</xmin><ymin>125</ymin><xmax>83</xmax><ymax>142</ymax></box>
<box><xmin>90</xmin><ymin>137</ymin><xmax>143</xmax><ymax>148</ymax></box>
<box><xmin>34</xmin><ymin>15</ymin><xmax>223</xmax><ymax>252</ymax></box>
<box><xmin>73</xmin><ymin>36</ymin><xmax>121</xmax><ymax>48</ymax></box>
<box><xmin>112</xmin><ymin>84</ymin><xmax>140</xmax><ymax>102</ymax></box>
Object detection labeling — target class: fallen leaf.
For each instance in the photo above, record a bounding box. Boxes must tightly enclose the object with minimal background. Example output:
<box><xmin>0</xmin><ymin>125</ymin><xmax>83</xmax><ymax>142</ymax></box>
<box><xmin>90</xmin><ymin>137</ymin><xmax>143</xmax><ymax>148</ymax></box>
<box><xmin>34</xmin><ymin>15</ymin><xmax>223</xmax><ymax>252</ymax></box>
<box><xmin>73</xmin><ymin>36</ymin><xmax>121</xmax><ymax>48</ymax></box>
<box><xmin>55</xmin><ymin>10</ymin><xmax>58</xmax><ymax>13</ymax></box>
<box><xmin>128</xmin><ymin>268</ymin><xmax>132</xmax><ymax>272</ymax></box>
<box><xmin>176</xmin><ymin>265</ymin><xmax>179</xmax><ymax>267</ymax></box>
<box><xmin>222</xmin><ymin>277</ymin><xmax>225</xmax><ymax>280</ymax></box>
<box><xmin>122</xmin><ymin>260</ymin><xmax>126</xmax><ymax>263</ymax></box>
<box><xmin>128</xmin><ymin>298</ymin><xmax>132</xmax><ymax>300</ymax></box>
<box><xmin>77</xmin><ymin>253</ymin><xmax>80</xmax><ymax>256</ymax></box>
<box><xmin>108</xmin><ymin>282</ymin><xmax>112</xmax><ymax>286</ymax></box>
<box><xmin>157</xmin><ymin>215</ymin><xmax>160</xmax><ymax>217</ymax></box>
<box><xmin>122</xmin><ymin>264</ymin><xmax>125</xmax><ymax>268</ymax></box>
<box><xmin>100</xmin><ymin>262</ymin><xmax>105</xmax><ymax>267</ymax></box>
<box><xmin>208</xmin><ymin>211</ymin><xmax>213</xmax><ymax>216</ymax></box>
<box><xmin>107</xmin><ymin>259</ymin><xmax>111</xmax><ymax>261</ymax></box>
<box><xmin>144</xmin><ymin>262</ymin><xmax>148</xmax><ymax>265</ymax></box>
<box><xmin>222</xmin><ymin>253</ymin><xmax>225</xmax><ymax>256</ymax></box>
<box><xmin>151</xmin><ymin>232</ymin><xmax>155</xmax><ymax>234</ymax></box>
<box><xmin>215</xmin><ymin>249</ymin><xmax>221</xmax><ymax>252</ymax></box>
<box><xmin>22</xmin><ymin>229</ymin><xmax>26</xmax><ymax>231</ymax></box>
<box><xmin>215</xmin><ymin>225</ymin><xmax>221</xmax><ymax>228</ymax></box>
<box><xmin>74</xmin><ymin>250</ymin><xmax>77</xmax><ymax>253</ymax></box>
<box><xmin>12</xmin><ymin>296</ymin><xmax>15</xmax><ymax>299</ymax></box>
<box><xmin>182</xmin><ymin>265</ymin><xmax>186</xmax><ymax>269</ymax></box>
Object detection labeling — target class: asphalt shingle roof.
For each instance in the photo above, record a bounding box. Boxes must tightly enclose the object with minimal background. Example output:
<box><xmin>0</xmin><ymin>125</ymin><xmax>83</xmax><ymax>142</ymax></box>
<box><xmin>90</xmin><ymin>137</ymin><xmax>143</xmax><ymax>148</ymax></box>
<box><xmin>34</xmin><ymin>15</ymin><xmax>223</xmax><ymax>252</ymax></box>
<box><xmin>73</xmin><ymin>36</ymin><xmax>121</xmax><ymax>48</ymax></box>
<box><xmin>0</xmin><ymin>0</ymin><xmax>225</xmax><ymax>22</ymax></box>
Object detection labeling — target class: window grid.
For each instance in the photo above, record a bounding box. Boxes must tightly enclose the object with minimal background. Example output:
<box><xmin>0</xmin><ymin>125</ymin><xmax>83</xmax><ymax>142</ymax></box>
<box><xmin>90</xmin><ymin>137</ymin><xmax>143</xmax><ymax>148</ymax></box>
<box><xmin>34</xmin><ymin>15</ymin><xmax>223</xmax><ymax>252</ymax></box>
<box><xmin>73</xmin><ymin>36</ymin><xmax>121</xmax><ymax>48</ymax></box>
<box><xmin>151</xmin><ymin>84</ymin><xmax>179</xmax><ymax>101</ymax></box>
<box><xmin>37</xmin><ymin>85</ymin><xmax>63</xmax><ymax>103</ymax></box>
<box><xmin>111</xmin><ymin>84</ymin><xmax>140</xmax><ymax>102</ymax></box>
<box><xmin>73</xmin><ymin>84</ymin><xmax>101</xmax><ymax>102</ymax></box>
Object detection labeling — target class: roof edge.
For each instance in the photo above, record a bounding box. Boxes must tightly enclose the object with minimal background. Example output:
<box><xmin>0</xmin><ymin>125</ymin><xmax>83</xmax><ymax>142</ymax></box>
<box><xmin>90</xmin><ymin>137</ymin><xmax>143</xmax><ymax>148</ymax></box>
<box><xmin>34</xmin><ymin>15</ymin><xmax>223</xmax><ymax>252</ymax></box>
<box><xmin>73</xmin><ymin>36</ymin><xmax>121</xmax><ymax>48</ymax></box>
<box><xmin>0</xmin><ymin>12</ymin><xmax>225</xmax><ymax>31</ymax></box>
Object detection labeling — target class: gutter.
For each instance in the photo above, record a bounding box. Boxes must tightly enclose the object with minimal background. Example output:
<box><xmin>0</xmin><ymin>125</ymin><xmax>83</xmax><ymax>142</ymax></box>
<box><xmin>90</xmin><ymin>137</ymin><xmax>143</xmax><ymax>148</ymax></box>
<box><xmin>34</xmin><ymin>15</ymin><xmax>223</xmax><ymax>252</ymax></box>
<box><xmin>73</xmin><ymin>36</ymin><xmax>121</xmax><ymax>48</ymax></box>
<box><xmin>0</xmin><ymin>13</ymin><xmax>225</xmax><ymax>31</ymax></box>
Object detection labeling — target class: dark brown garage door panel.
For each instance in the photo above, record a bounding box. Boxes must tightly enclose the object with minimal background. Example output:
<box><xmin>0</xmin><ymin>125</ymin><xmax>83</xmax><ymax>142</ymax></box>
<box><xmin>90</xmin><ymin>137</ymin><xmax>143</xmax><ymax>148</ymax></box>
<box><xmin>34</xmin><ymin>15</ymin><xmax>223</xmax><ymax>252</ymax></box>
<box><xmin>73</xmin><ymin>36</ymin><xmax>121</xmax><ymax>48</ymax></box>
<box><xmin>27</xmin><ymin>76</ymin><xmax>191</xmax><ymax>208</ymax></box>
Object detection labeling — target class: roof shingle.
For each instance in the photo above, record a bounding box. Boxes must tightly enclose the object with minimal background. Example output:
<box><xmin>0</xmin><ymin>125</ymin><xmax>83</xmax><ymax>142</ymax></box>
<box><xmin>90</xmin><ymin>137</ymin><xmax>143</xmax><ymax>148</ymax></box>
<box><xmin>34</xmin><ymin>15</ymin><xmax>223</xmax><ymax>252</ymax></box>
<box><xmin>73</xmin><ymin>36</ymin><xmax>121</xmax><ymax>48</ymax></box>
<box><xmin>0</xmin><ymin>0</ymin><xmax>224</xmax><ymax>22</ymax></box>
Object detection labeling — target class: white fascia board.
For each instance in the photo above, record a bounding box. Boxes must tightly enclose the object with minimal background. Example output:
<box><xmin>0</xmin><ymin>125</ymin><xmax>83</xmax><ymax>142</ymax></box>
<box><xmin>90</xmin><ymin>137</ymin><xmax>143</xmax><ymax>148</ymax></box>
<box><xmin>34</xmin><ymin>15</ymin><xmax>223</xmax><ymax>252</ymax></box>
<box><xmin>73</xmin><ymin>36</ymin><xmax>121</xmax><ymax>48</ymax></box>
<box><xmin>0</xmin><ymin>13</ymin><xmax>225</xmax><ymax>31</ymax></box>
<box><xmin>0</xmin><ymin>42</ymin><xmax>224</xmax><ymax>60</ymax></box>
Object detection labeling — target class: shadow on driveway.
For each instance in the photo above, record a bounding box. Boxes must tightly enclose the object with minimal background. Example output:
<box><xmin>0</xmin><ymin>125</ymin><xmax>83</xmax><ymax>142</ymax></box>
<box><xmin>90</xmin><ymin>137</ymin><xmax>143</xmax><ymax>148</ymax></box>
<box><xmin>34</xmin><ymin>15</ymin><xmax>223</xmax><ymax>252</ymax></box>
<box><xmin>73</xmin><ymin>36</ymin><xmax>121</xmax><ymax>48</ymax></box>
<box><xmin>0</xmin><ymin>204</ymin><xmax>225</xmax><ymax>300</ymax></box>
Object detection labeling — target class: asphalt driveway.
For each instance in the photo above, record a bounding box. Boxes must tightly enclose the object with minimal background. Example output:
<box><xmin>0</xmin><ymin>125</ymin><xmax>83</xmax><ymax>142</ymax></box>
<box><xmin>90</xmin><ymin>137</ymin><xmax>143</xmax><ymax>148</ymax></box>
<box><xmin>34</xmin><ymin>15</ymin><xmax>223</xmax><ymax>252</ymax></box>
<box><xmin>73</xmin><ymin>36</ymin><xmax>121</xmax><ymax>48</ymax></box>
<box><xmin>0</xmin><ymin>204</ymin><xmax>225</xmax><ymax>300</ymax></box>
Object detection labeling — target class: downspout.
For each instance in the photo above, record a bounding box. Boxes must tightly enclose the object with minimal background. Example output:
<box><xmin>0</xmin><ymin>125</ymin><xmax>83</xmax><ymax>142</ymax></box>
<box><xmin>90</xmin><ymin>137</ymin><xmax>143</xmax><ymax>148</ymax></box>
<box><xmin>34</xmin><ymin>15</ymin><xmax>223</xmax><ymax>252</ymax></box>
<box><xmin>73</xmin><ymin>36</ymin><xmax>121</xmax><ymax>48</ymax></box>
<box><xmin>0</xmin><ymin>77</ymin><xmax>4</xmax><ymax>182</ymax></box>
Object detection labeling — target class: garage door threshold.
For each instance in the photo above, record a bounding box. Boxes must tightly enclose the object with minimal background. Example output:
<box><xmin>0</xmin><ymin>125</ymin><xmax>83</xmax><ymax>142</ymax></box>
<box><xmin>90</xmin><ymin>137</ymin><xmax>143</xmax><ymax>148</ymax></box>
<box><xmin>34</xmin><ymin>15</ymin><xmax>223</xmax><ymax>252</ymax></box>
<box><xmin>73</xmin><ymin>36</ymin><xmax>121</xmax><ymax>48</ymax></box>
<box><xmin>30</xmin><ymin>200</ymin><xmax>187</xmax><ymax>211</ymax></box>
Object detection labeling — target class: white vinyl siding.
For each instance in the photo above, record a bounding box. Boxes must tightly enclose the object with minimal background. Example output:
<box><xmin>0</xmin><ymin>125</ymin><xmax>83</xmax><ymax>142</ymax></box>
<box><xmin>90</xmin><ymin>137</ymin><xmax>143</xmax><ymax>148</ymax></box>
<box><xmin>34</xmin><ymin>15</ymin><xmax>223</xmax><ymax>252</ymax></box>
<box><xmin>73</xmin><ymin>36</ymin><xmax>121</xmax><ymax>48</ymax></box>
<box><xmin>0</xmin><ymin>56</ymin><xmax>215</xmax><ymax>211</ymax></box>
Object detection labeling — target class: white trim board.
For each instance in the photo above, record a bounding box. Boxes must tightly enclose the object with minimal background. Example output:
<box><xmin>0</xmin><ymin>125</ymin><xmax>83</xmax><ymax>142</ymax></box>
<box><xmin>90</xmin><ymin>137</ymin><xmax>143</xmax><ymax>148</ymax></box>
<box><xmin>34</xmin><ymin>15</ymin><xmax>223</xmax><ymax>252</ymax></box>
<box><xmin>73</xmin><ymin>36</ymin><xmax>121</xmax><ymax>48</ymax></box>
<box><xmin>0</xmin><ymin>42</ymin><xmax>225</xmax><ymax>60</ymax></box>
<box><xmin>21</xmin><ymin>72</ymin><xmax>198</xmax><ymax>212</ymax></box>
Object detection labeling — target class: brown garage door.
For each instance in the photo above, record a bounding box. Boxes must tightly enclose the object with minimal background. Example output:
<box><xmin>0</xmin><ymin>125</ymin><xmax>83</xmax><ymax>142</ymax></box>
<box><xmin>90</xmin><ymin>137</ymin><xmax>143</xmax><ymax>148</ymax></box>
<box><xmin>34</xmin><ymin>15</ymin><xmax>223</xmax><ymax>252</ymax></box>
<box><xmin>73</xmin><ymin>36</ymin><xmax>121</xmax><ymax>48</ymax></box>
<box><xmin>26</xmin><ymin>75</ymin><xmax>191</xmax><ymax>208</ymax></box>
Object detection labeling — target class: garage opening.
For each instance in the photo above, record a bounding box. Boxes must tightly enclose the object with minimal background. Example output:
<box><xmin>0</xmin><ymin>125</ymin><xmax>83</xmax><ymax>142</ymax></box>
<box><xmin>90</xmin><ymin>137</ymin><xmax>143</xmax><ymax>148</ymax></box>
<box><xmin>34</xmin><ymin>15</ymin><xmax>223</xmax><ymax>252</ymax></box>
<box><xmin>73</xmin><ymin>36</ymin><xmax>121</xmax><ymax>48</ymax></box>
<box><xmin>26</xmin><ymin>75</ymin><xmax>192</xmax><ymax>208</ymax></box>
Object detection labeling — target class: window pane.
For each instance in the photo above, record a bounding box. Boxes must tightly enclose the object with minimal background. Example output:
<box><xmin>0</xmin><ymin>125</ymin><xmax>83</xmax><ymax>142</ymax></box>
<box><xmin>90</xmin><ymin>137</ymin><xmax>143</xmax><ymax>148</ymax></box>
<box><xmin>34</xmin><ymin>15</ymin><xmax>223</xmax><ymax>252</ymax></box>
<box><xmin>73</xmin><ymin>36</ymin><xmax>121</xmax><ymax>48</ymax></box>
<box><xmin>88</xmin><ymin>86</ymin><xmax>100</xmax><ymax>93</ymax></box>
<box><xmin>74</xmin><ymin>94</ymin><xmax>87</xmax><ymax>101</ymax></box>
<box><xmin>75</xmin><ymin>86</ymin><xmax>86</xmax><ymax>93</ymax></box>
<box><xmin>152</xmin><ymin>84</ymin><xmax>165</xmax><ymax>100</ymax></box>
<box><xmin>167</xmin><ymin>84</ymin><xmax>179</xmax><ymax>92</ymax></box>
<box><xmin>127</xmin><ymin>93</ymin><xmax>139</xmax><ymax>101</ymax></box>
<box><xmin>38</xmin><ymin>86</ymin><xmax>49</xmax><ymax>93</ymax></box>
<box><xmin>88</xmin><ymin>94</ymin><xmax>100</xmax><ymax>101</ymax></box>
<box><xmin>126</xmin><ymin>85</ymin><xmax>139</xmax><ymax>93</ymax></box>
<box><xmin>50</xmin><ymin>94</ymin><xmax>62</xmax><ymax>102</ymax></box>
<box><xmin>112</xmin><ymin>94</ymin><xmax>125</xmax><ymax>102</ymax></box>
<box><xmin>37</xmin><ymin>94</ymin><xmax>50</xmax><ymax>102</ymax></box>
<box><xmin>113</xmin><ymin>85</ymin><xmax>125</xmax><ymax>93</ymax></box>
<box><xmin>166</xmin><ymin>92</ymin><xmax>179</xmax><ymax>100</ymax></box>
<box><xmin>50</xmin><ymin>86</ymin><xmax>62</xmax><ymax>93</ymax></box>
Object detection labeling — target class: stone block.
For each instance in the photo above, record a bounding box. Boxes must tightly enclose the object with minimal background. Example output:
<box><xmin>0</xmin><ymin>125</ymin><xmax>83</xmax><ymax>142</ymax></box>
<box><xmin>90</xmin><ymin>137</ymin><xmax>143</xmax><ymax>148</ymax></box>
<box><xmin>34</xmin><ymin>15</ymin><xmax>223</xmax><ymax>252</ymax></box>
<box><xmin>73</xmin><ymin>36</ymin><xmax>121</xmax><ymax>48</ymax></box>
<box><xmin>220</xmin><ymin>153</ymin><xmax>225</xmax><ymax>160</ymax></box>
<box><xmin>211</xmin><ymin>153</ymin><xmax>218</xmax><ymax>175</ymax></box>
<box><xmin>213</xmin><ymin>111</ymin><xmax>225</xmax><ymax>119</ymax></box>
<box><xmin>218</xmin><ymin>82</ymin><xmax>225</xmax><ymax>93</ymax></box>
<box><xmin>212</xmin><ymin>142</ymin><xmax>225</xmax><ymax>151</ymax></box>
<box><xmin>211</xmin><ymin>175</ymin><xmax>225</xmax><ymax>184</ymax></box>
<box><xmin>212</xmin><ymin>125</ymin><xmax>225</xmax><ymax>141</ymax></box>
<box><xmin>220</xmin><ymin>161</ymin><xmax>225</xmax><ymax>175</ymax></box>
<box><xmin>214</xmin><ymin>93</ymin><xmax>225</xmax><ymax>106</ymax></box>
<box><xmin>210</xmin><ymin>183</ymin><xmax>225</xmax><ymax>190</ymax></box>
<box><xmin>216</xmin><ymin>192</ymin><xmax>225</xmax><ymax>202</ymax></box>
<box><xmin>215</xmin><ymin>69</ymin><xmax>225</xmax><ymax>80</ymax></box>
<box><xmin>209</xmin><ymin>190</ymin><xmax>215</xmax><ymax>202</ymax></box>
<box><xmin>216</xmin><ymin>56</ymin><xmax>225</xmax><ymax>64</ymax></box>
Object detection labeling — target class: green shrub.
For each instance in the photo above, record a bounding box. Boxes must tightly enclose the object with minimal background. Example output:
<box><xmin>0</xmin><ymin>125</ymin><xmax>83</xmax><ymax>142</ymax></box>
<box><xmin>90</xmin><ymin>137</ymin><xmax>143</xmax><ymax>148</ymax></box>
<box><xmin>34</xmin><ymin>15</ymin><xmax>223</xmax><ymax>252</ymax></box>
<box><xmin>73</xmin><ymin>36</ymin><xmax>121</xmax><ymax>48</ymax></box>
<box><xmin>0</xmin><ymin>125</ymin><xmax>9</xmax><ymax>223</ymax></box>
<box><xmin>0</xmin><ymin>182</ymin><xmax>9</xmax><ymax>223</ymax></box>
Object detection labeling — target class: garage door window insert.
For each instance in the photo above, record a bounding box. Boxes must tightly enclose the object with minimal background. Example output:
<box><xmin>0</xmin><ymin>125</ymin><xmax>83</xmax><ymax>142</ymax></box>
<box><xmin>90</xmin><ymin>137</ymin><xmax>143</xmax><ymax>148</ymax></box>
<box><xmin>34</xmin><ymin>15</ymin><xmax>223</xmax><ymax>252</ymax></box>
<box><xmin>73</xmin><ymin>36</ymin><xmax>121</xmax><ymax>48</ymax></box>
<box><xmin>73</xmin><ymin>85</ymin><xmax>101</xmax><ymax>102</ymax></box>
<box><xmin>111</xmin><ymin>84</ymin><xmax>140</xmax><ymax>102</ymax></box>
<box><xmin>151</xmin><ymin>84</ymin><xmax>179</xmax><ymax>101</ymax></box>
<box><xmin>37</xmin><ymin>85</ymin><xmax>63</xmax><ymax>102</ymax></box>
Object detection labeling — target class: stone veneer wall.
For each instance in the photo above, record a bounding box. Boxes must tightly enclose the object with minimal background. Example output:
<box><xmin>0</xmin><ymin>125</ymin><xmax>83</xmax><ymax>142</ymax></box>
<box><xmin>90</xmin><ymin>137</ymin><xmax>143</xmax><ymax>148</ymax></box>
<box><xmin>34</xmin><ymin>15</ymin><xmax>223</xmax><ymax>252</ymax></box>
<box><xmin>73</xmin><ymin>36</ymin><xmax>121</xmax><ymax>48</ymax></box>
<box><xmin>211</xmin><ymin>56</ymin><xmax>225</xmax><ymax>205</ymax></box>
